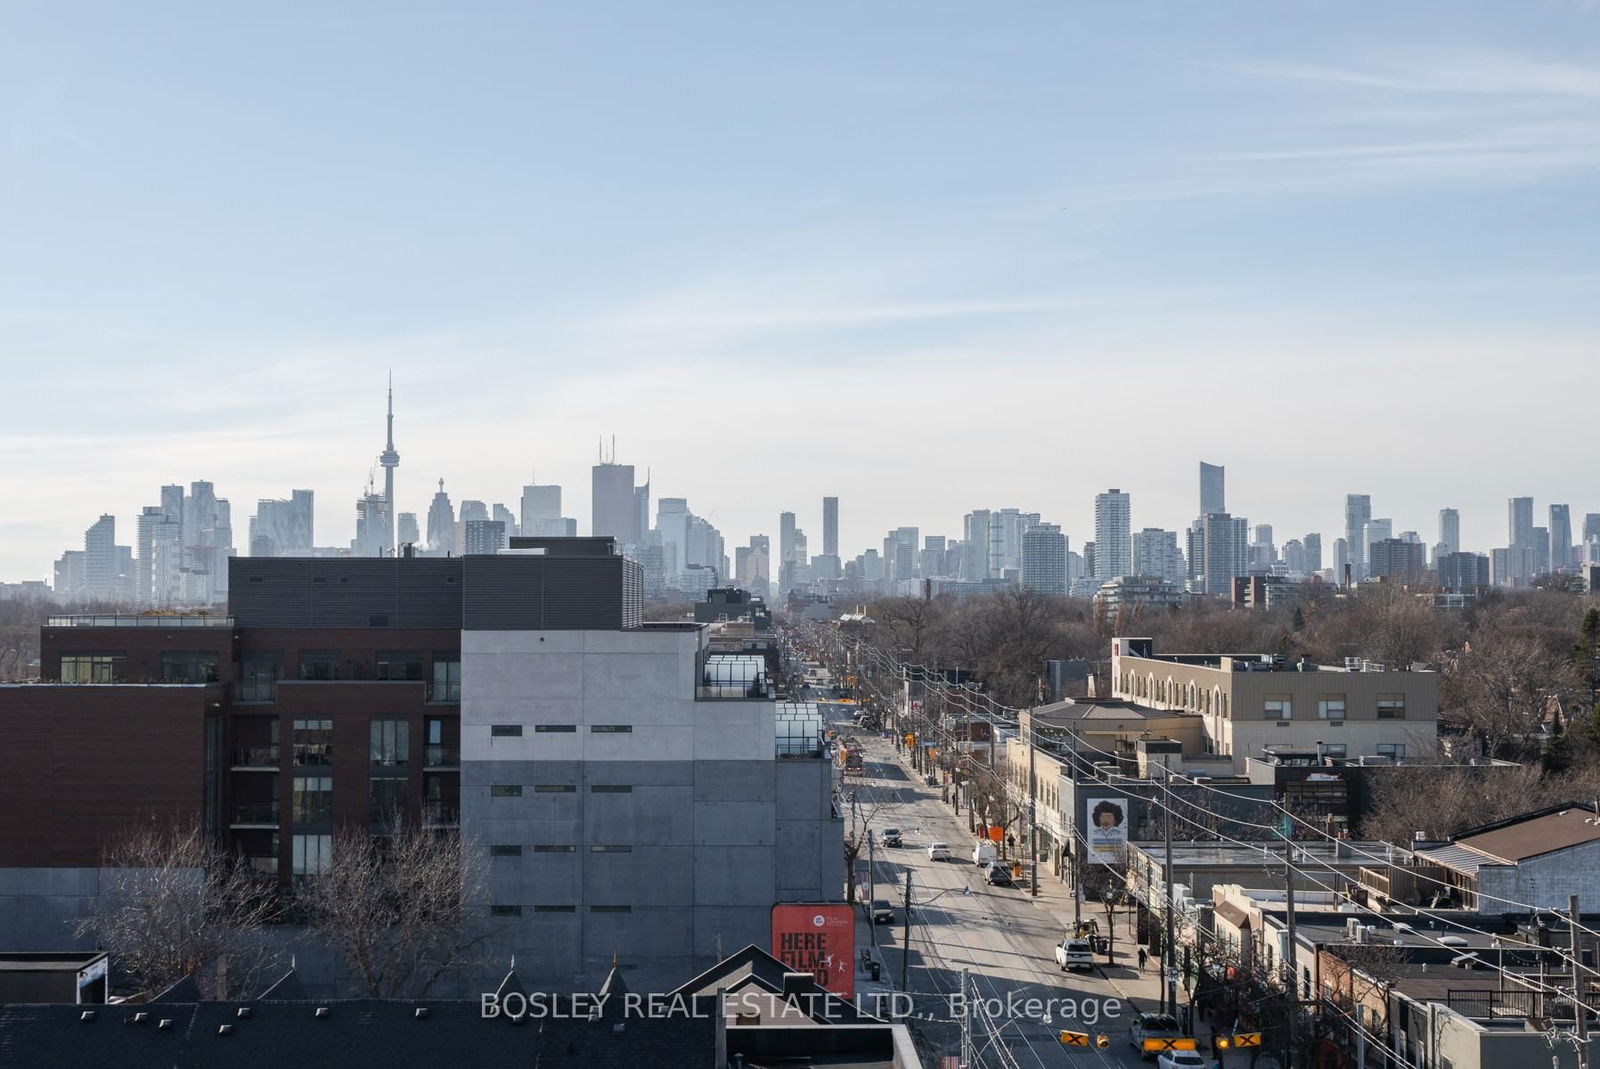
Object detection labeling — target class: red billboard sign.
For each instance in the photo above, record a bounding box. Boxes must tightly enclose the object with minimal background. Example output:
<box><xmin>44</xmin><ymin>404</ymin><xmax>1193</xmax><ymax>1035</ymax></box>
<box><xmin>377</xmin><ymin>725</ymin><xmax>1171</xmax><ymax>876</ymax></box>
<box><xmin>771</xmin><ymin>904</ymin><xmax>855</xmax><ymax>998</ymax></box>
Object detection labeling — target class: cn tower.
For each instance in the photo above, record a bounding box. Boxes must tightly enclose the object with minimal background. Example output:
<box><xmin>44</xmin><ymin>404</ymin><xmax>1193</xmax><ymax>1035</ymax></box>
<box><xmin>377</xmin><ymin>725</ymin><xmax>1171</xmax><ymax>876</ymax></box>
<box><xmin>379</xmin><ymin>373</ymin><xmax>400</xmax><ymax>554</ymax></box>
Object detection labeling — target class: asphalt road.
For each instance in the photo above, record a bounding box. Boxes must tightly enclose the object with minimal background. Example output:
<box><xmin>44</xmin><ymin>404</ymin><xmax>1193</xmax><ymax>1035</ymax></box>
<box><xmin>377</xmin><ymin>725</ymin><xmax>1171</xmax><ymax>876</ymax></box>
<box><xmin>832</xmin><ymin>707</ymin><xmax>1170</xmax><ymax>1069</ymax></box>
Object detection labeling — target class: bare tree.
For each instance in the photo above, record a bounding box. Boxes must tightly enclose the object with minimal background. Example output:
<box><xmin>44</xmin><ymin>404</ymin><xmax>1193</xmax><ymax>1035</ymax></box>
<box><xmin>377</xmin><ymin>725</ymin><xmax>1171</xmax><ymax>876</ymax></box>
<box><xmin>297</xmin><ymin>825</ymin><xmax>491</xmax><ymax>999</ymax></box>
<box><xmin>75</xmin><ymin>819</ymin><xmax>281</xmax><ymax>998</ymax></box>
<box><xmin>838</xmin><ymin>794</ymin><xmax>886</xmax><ymax>904</ymax></box>
<box><xmin>1443</xmin><ymin>633</ymin><xmax>1583</xmax><ymax>759</ymax></box>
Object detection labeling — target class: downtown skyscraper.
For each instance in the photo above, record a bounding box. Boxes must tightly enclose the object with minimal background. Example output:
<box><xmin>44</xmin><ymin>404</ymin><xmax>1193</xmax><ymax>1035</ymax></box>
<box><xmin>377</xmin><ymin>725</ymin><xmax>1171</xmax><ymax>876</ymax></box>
<box><xmin>1093</xmin><ymin>489</ymin><xmax>1131</xmax><ymax>581</ymax></box>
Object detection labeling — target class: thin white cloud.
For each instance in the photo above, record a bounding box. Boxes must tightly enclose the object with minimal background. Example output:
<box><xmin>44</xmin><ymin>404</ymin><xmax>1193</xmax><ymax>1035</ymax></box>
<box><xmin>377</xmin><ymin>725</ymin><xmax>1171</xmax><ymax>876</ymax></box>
<box><xmin>1223</xmin><ymin>49</ymin><xmax>1600</xmax><ymax>98</ymax></box>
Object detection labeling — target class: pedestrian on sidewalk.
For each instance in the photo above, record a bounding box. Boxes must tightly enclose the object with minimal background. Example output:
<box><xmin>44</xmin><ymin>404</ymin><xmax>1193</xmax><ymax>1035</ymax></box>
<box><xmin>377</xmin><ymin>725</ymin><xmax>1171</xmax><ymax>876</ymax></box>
<box><xmin>1137</xmin><ymin>948</ymin><xmax>1148</xmax><ymax>972</ymax></box>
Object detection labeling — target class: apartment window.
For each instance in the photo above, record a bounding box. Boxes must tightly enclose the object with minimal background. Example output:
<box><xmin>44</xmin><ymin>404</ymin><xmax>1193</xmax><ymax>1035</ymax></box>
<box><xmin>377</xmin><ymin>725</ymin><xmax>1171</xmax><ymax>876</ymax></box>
<box><xmin>490</xmin><ymin>784</ymin><xmax>522</xmax><ymax>797</ymax></box>
<box><xmin>489</xmin><ymin>845</ymin><xmax>523</xmax><ymax>857</ymax></box>
<box><xmin>424</xmin><ymin>717</ymin><xmax>452</xmax><ymax>767</ymax></box>
<box><xmin>370</xmin><ymin>719</ymin><xmax>409</xmax><ymax>766</ymax></box>
<box><xmin>1377</xmin><ymin>694</ymin><xmax>1405</xmax><ymax>719</ymax></box>
<box><xmin>375</xmin><ymin>651</ymin><xmax>424</xmax><ymax>682</ymax></box>
<box><xmin>293</xmin><ymin>776</ymin><xmax>333</xmax><ymax>823</ymax></box>
<box><xmin>590</xmin><ymin>845</ymin><xmax>633</xmax><ymax>853</ymax></box>
<box><xmin>369</xmin><ymin>776</ymin><xmax>407</xmax><ymax>824</ymax></box>
<box><xmin>590</xmin><ymin>725</ymin><xmax>633</xmax><ymax>734</ymax></box>
<box><xmin>534</xmin><ymin>785</ymin><xmax>576</xmax><ymax>793</ymax></box>
<box><xmin>489</xmin><ymin>905</ymin><xmax>522</xmax><ymax>917</ymax></box>
<box><xmin>293</xmin><ymin>719</ymin><xmax>333</xmax><ymax>766</ymax></box>
<box><xmin>299</xmin><ymin>650</ymin><xmax>340</xmax><ymax>680</ymax></box>
<box><xmin>1263</xmin><ymin>696</ymin><xmax>1292</xmax><ymax>720</ymax></box>
<box><xmin>591</xmin><ymin>785</ymin><xmax>633</xmax><ymax>793</ymax></box>
<box><xmin>431</xmin><ymin>653</ymin><xmax>460</xmax><ymax>701</ymax></box>
<box><xmin>239</xmin><ymin>651</ymin><xmax>283</xmax><ymax>701</ymax></box>
<box><xmin>1324</xmin><ymin>744</ymin><xmax>1348</xmax><ymax>759</ymax></box>
<box><xmin>490</xmin><ymin>724</ymin><xmax>523</xmax><ymax>737</ymax></box>
<box><xmin>534</xmin><ymin>724</ymin><xmax>576</xmax><ymax>733</ymax></box>
<box><xmin>532</xmin><ymin>844</ymin><xmax>576</xmax><ymax>853</ymax></box>
<box><xmin>1377</xmin><ymin>744</ymin><xmax>1406</xmax><ymax>760</ymax></box>
<box><xmin>1317</xmin><ymin>695</ymin><xmax>1347</xmax><ymax>720</ymax></box>
<box><xmin>590</xmin><ymin>905</ymin><xmax>632</xmax><ymax>913</ymax></box>
<box><xmin>161</xmin><ymin>651</ymin><xmax>219</xmax><ymax>683</ymax></box>
<box><xmin>291</xmin><ymin>834</ymin><xmax>332</xmax><ymax>877</ymax></box>
<box><xmin>534</xmin><ymin>905</ymin><xmax>576</xmax><ymax>913</ymax></box>
<box><xmin>60</xmin><ymin>653</ymin><xmax>126</xmax><ymax>683</ymax></box>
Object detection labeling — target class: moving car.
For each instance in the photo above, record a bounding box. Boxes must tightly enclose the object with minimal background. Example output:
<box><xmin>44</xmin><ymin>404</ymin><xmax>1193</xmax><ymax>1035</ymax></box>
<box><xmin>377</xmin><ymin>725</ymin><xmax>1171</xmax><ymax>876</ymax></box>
<box><xmin>870</xmin><ymin>899</ymin><xmax>894</xmax><ymax>925</ymax></box>
<box><xmin>927</xmin><ymin>842</ymin><xmax>952</xmax><ymax>861</ymax></box>
<box><xmin>1128</xmin><ymin>1013</ymin><xmax>1185</xmax><ymax>1060</ymax></box>
<box><xmin>983</xmin><ymin>862</ymin><xmax>1014</xmax><ymax>887</ymax></box>
<box><xmin>1156</xmin><ymin>1052</ymin><xmax>1206</xmax><ymax>1069</ymax></box>
<box><xmin>1054</xmin><ymin>937</ymin><xmax>1095</xmax><ymax>971</ymax></box>
<box><xmin>881</xmin><ymin>827</ymin><xmax>902</xmax><ymax>847</ymax></box>
<box><xmin>972</xmin><ymin>840</ymin><xmax>997</xmax><ymax>866</ymax></box>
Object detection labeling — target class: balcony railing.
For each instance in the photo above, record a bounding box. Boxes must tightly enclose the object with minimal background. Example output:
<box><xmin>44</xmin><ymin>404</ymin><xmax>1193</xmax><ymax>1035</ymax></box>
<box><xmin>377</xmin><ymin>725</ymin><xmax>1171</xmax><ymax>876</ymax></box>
<box><xmin>425</xmin><ymin>745</ymin><xmax>460</xmax><ymax>768</ymax></box>
<box><xmin>235</xmin><ymin>680</ymin><xmax>278</xmax><ymax>703</ymax></box>
<box><xmin>246</xmin><ymin>856</ymin><xmax>279</xmax><ymax>875</ymax></box>
<box><xmin>47</xmin><ymin>615</ymin><xmax>235</xmax><ymax>628</ymax></box>
<box><xmin>232</xmin><ymin>745</ymin><xmax>279</xmax><ymax>768</ymax></box>
<box><xmin>231</xmin><ymin>803</ymin><xmax>280</xmax><ymax>826</ymax></box>
<box><xmin>427</xmin><ymin>681</ymin><xmax>461</xmax><ymax>703</ymax></box>
<box><xmin>423</xmin><ymin>803</ymin><xmax>460</xmax><ymax>827</ymax></box>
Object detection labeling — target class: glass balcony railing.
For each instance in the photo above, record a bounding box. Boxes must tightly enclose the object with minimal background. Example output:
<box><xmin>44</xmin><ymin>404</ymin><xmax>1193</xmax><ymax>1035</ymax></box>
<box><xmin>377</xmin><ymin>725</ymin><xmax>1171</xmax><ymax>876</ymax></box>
<box><xmin>231</xmin><ymin>803</ymin><xmax>280</xmax><ymax>825</ymax></box>
<box><xmin>423</xmin><ymin>803</ymin><xmax>459</xmax><ymax>826</ymax></box>
<box><xmin>231</xmin><ymin>745</ymin><xmax>279</xmax><ymax>768</ymax></box>
<box><xmin>424</xmin><ymin>745</ymin><xmax>459</xmax><ymax>768</ymax></box>
<box><xmin>246</xmin><ymin>856</ymin><xmax>279</xmax><ymax>875</ymax></box>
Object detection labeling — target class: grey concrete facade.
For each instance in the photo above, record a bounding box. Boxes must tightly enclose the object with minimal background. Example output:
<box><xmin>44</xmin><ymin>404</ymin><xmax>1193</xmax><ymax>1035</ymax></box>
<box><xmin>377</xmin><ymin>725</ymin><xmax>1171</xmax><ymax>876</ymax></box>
<box><xmin>461</xmin><ymin>628</ymin><xmax>842</xmax><ymax>992</ymax></box>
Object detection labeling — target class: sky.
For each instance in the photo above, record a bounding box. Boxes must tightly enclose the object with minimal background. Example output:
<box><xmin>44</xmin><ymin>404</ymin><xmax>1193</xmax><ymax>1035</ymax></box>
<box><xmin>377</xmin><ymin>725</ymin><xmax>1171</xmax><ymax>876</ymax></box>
<box><xmin>2</xmin><ymin>1</ymin><xmax>1598</xmax><ymax>581</ymax></box>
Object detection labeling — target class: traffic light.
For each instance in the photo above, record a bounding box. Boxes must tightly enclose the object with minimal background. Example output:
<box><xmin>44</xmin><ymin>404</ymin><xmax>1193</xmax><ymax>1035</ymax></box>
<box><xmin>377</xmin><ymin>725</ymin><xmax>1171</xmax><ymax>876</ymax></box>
<box><xmin>1095</xmin><ymin>1034</ymin><xmax>1111</xmax><ymax>1049</ymax></box>
<box><xmin>1215</xmin><ymin>1036</ymin><xmax>1230</xmax><ymax>1051</ymax></box>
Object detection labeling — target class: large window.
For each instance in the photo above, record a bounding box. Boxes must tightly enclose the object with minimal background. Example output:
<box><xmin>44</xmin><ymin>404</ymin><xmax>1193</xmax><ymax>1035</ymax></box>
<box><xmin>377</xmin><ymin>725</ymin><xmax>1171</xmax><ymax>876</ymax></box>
<box><xmin>293</xmin><ymin>719</ymin><xmax>333</xmax><ymax>766</ymax></box>
<box><xmin>370</xmin><ymin>719</ymin><xmax>409</xmax><ymax>767</ymax></box>
<box><xmin>1317</xmin><ymin>695</ymin><xmax>1347</xmax><ymax>720</ymax></box>
<box><xmin>1263</xmin><ymin>696</ymin><xmax>1293</xmax><ymax>720</ymax></box>
<box><xmin>376</xmin><ymin>651</ymin><xmax>424</xmax><ymax>682</ymax></box>
<box><xmin>431</xmin><ymin>653</ymin><xmax>460</xmax><ymax>701</ymax></box>
<box><xmin>239</xmin><ymin>651</ymin><xmax>283</xmax><ymax>701</ymax></box>
<box><xmin>299</xmin><ymin>650</ymin><xmax>340</xmax><ymax>680</ymax></box>
<box><xmin>293</xmin><ymin>776</ymin><xmax>333</xmax><ymax>823</ymax></box>
<box><xmin>1377</xmin><ymin>694</ymin><xmax>1405</xmax><ymax>719</ymax></box>
<box><xmin>369</xmin><ymin>776</ymin><xmax>408</xmax><ymax>824</ymax></box>
<box><xmin>60</xmin><ymin>653</ymin><xmax>125</xmax><ymax>683</ymax></box>
<box><xmin>292</xmin><ymin>834</ymin><xmax>332</xmax><ymax>877</ymax></box>
<box><xmin>161</xmin><ymin>651</ymin><xmax>219</xmax><ymax>683</ymax></box>
<box><xmin>1377</xmin><ymin>743</ymin><xmax>1406</xmax><ymax>760</ymax></box>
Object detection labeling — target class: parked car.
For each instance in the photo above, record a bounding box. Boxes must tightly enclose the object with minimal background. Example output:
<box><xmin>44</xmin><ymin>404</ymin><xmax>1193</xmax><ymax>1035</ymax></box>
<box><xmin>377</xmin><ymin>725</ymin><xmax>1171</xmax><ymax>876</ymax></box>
<box><xmin>1054</xmin><ymin>937</ymin><xmax>1095</xmax><ymax>971</ymax></box>
<box><xmin>881</xmin><ymin>827</ymin><xmax>902</xmax><ymax>847</ymax></box>
<box><xmin>927</xmin><ymin>842</ymin><xmax>952</xmax><ymax>861</ymax></box>
<box><xmin>984</xmin><ymin>863</ymin><xmax>1014</xmax><ymax>887</ymax></box>
<box><xmin>870</xmin><ymin>899</ymin><xmax>895</xmax><ymax>925</ymax></box>
<box><xmin>1128</xmin><ymin>1013</ymin><xmax>1184</xmax><ymax>1060</ymax></box>
<box><xmin>1156</xmin><ymin>1051</ymin><xmax>1206</xmax><ymax>1069</ymax></box>
<box><xmin>972</xmin><ymin>840</ymin><xmax>997</xmax><ymax>866</ymax></box>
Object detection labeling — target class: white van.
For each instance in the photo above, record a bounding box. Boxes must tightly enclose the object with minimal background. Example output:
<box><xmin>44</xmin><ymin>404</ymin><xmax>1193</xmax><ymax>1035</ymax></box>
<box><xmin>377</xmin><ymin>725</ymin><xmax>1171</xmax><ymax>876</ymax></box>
<box><xmin>972</xmin><ymin>841</ymin><xmax>997</xmax><ymax>866</ymax></box>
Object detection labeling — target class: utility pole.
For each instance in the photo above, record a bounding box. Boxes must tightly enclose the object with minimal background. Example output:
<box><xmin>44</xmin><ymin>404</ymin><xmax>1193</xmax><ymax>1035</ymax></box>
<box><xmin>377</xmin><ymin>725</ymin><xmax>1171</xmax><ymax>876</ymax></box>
<box><xmin>901</xmin><ymin>870</ymin><xmax>912</xmax><ymax>996</ymax></box>
<box><xmin>1571</xmin><ymin>894</ymin><xmax>1589</xmax><ymax>1069</ymax></box>
<box><xmin>960</xmin><ymin>968</ymin><xmax>973</xmax><ymax>1069</ymax></box>
<box><xmin>1284</xmin><ymin>837</ymin><xmax>1299</xmax><ymax>1069</ymax></box>
<box><xmin>1163</xmin><ymin>767</ymin><xmax>1178</xmax><ymax>1019</ymax></box>
<box><xmin>868</xmin><ymin>832</ymin><xmax>876</xmax><ymax>948</ymax></box>
<box><xmin>1028</xmin><ymin>712</ymin><xmax>1039</xmax><ymax>898</ymax></box>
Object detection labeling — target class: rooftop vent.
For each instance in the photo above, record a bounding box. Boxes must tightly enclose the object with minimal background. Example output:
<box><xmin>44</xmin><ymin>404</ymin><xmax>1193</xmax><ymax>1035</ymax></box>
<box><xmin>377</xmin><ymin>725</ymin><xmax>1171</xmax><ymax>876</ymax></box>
<box><xmin>314</xmin><ymin>1007</ymin><xmax>329</xmax><ymax>1018</ymax></box>
<box><xmin>236</xmin><ymin>1007</ymin><xmax>252</xmax><ymax>1019</ymax></box>
<box><xmin>415</xmin><ymin>1007</ymin><xmax>430</xmax><ymax>1019</ymax></box>
<box><xmin>158</xmin><ymin>1019</ymin><xmax>173</xmax><ymax>1030</ymax></box>
<box><xmin>79</xmin><ymin>1011</ymin><xmax>95</xmax><ymax>1023</ymax></box>
<box><xmin>217</xmin><ymin>1024</ymin><xmax>233</xmax><ymax>1036</ymax></box>
<box><xmin>131</xmin><ymin>1012</ymin><xmax>149</xmax><ymax>1025</ymax></box>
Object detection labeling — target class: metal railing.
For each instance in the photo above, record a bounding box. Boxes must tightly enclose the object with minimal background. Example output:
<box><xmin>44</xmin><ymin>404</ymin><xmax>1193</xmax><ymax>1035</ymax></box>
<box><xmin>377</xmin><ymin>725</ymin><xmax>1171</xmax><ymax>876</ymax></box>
<box><xmin>231</xmin><ymin>803</ymin><xmax>280</xmax><ymax>825</ymax></box>
<box><xmin>423</xmin><ymin>803</ymin><xmax>459</xmax><ymax>826</ymax></box>
<box><xmin>47</xmin><ymin>615</ymin><xmax>235</xmax><ymax>628</ymax></box>
<box><xmin>425</xmin><ymin>745</ymin><xmax>460</xmax><ymax>768</ymax></box>
<box><xmin>246</xmin><ymin>856</ymin><xmax>279</xmax><ymax>875</ymax></box>
<box><xmin>235</xmin><ymin>680</ymin><xmax>278</xmax><ymax>703</ymax></box>
<box><xmin>231</xmin><ymin>745</ymin><xmax>279</xmax><ymax>767</ymax></box>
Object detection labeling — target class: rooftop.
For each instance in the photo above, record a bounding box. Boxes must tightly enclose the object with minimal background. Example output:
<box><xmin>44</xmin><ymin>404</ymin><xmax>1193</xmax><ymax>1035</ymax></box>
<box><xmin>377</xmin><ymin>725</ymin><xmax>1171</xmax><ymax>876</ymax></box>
<box><xmin>46</xmin><ymin>615</ymin><xmax>234</xmax><ymax>628</ymax></box>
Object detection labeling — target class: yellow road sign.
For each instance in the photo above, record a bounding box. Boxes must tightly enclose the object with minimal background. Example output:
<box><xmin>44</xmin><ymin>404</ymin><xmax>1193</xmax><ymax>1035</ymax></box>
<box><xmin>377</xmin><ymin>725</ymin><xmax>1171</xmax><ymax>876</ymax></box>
<box><xmin>1142</xmin><ymin>1038</ymin><xmax>1197</xmax><ymax>1053</ymax></box>
<box><xmin>1233</xmin><ymin>1032</ymin><xmax>1262</xmax><ymax>1048</ymax></box>
<box><xmin>1059</xmin><ymin>1031</ymin><xmax>1089</xmax><ymax>1047</ymax></box>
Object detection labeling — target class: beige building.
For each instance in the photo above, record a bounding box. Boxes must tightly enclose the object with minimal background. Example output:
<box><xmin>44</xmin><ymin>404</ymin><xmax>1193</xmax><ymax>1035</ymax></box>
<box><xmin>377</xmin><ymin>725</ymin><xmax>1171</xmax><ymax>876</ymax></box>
<box><xmin>1109</xmin><ymin>637</ymin><xmax>1438</xmax><ymax>769</ymax></box>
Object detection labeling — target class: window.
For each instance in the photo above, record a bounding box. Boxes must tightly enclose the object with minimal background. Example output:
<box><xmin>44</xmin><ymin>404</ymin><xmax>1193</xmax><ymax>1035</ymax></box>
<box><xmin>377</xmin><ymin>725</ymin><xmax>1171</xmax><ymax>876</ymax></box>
<box><xmin>1377</xmin><ymin>694</ymin><xmax>1405</xmax><ymax>719</ymax></box>
<box><xmin>532</xmin><ymin>844</ymin><xmax>576</xmax><ymax>853</ymax></box>
<box><xmin>490</xmin><ymin>724</ymin><xmax>523</xmax><ymax>737</ymax></box>
<box><xmin>376</xmin><ymin>651</ymin><xmax>424</xmax><ymax>681</ymax></box>
<box><xmin>60</xmin><ymin>653</ymin><xmax>125</xmax><ymax>683</ymax></box>
<box><xmin>490</xmin><ymin>784</ymin><xmax>522</xmax><ymax>797</ymax></box>
<box><xmin>1317</xmin><ymin>695</ymin><xmax>1347</xmax><ymax>720</ymax></box>
<box><xmin>534</xmin><ymin>784</ymin><xmax>576</xmax><ymax>793</ymax></box>
<box><xmin>293</xmin><ymin>776</ymin><xmax>333</xmax><ymax>823</ymax></box>
<box><xmin>299</xmin><ymin>650</ymin><xmax>340</xmax><ymax>680</ymax></box>
<box><xmin>161</xmin><ymin>651</ymin><xmax>219</xmax><ymax>683</ymax></box>
<box><xmin>534</xmin><ymin>905</ymin><xmax>576</xmax><ymax>913</ymax></box>
<box><xmin>534</xmin><ymin>724</ymin><xmax>576</xmax><ymax>733</ymax></box>
<box><xmin>1377</xmin><ymin>744</ymin><xmax>1406</xmax><ymax>760</ymax></box>
<box><xmin>590</xmin><ymin>845</ymin><xmax>632</xmax><ymax>853</ymax></box>
<box><xmin>1324</xmin><ymin>744</ymin><xmax>1348</xmax><ymax>759</ymax></box>
<box><xmin>490</xmin><ymin>845</ymin><xmax>522</xmax><ymax>857</ymax></box>
<box><xmin>589</xmin><ymin>905</ymin><xmax>631</xmax><ymax>913</ymax></box>
<box><xmin>590</xmin><ymin>725</ymin><xmax>633</xmax><ymax>733</ymax></box>
<box><xmin>293</xmin><ymin>719</ymin><xmax>333</xmax><ymax>766</ymax></box>
<box><xmin>239</xmin><ymin>651</ymin><xmax>283</xmax><ymax>701</ymax></box>
<box><xmin>1263</xmin><ymin>696</ymin><xmax>1292</xmax><ymax>720</ymax></box>
<box><xmin>369</xmin><ymin>776</ymin><xmax>407</xmax><ymax>824</ymax></box>
<box><xmin>431</xmin><ymin>653</ymin><xmax>460</xmax><ymax>701</ymax></box>
<box><xmin>489</xmin><ymin>905</ymin><xmax>522</xmax><ymax>917</ymax></box>
<box><xmin>591</xmin><ymin>785</ymin><xmax>633</xmax><ymax>793</ymax></box>
<box><xmin>370</xmin><ymin>719</ymin><xmax>410</xmax><ymax>766</ymax></box>
<box><xmin>424</xmin><ymin>717</ymin><xmax>453</xmax><ymax>767</ymax></box>
<box><xmin>292</xmin><ymin>834</ymin><xmax>332</xmax><ymax>877</ymax></box>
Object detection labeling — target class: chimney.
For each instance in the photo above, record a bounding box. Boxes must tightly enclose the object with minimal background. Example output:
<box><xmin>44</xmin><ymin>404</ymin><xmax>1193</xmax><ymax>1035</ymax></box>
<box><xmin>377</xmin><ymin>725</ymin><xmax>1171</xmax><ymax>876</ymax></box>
<box><xmin>781</xmin><ymin>972</ymin><xmax>812</xmax><ymax>997</ymax></box>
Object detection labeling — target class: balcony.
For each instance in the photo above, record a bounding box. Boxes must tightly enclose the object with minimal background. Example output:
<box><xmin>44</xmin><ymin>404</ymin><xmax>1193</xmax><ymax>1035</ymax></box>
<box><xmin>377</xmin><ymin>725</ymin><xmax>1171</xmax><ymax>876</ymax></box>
<box><xmin>47</xmin><ymin>615</ymin><xmax>235</xmax><ymax>628</ymax></box>
<box><xmin>424</xmin><ymin>745</ymin><xmax>460</xmax><ymax>769</ymax></box>
<box><xmin>231</xmin><ymin>745</ymin><xmax>279</xmax><ymax>770</ymax></box>
<box><xmin>423</xmin><ymin>803</ymin><xmax>460</xmax><ymax>827</ymax></box>
<box><xmin>426</xmin><ymin>681</ymin><xmax>461</xmax><ymax>704</ymax></box>
<box><xmin>246</xmin><ymin>856</ymin><xmax>279</xmax><ymax>875</ymax></box>
<box><xmin>230</xmin><ymin>803</ymin><xmax>280</xmax><ymax>828</ymax></box>
<box><xmin>234</xmin><ymin>680</ymin><xmax>278</xmax><ymax>703</ymax></box>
